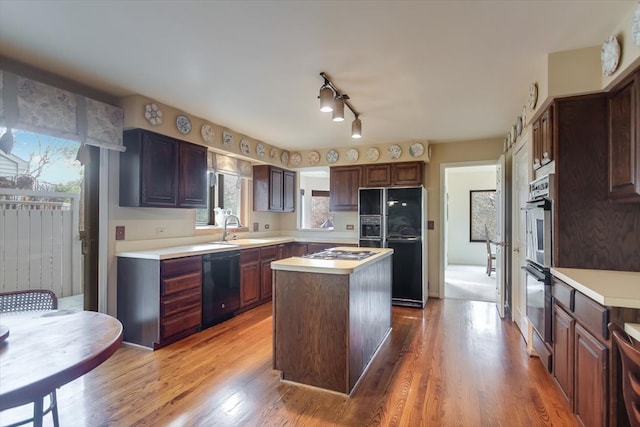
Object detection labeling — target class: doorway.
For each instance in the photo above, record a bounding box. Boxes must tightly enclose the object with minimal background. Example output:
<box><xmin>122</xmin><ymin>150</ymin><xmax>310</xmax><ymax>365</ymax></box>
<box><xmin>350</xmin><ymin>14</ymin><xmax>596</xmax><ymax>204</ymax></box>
<box><xmin>442</xmin><ymin>163</ymin><xmax>497</xmax><ymax>303</ymax></box>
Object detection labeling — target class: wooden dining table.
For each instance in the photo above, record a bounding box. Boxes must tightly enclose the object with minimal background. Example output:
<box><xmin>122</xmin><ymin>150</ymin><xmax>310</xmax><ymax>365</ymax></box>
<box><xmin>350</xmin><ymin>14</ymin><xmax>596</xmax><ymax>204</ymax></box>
<box><xmin>0</xmin><ymin>309</ymin><xmax>123</xmax><ymax>426</ymax></box>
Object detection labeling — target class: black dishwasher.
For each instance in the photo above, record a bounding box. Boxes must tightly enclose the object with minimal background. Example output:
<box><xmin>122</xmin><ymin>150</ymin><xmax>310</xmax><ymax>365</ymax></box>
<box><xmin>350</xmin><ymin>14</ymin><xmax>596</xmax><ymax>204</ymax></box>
<box><xmin>202</xmin><ymin>250</ymin><xmax>240</xmax><ymax>329</ymax></box>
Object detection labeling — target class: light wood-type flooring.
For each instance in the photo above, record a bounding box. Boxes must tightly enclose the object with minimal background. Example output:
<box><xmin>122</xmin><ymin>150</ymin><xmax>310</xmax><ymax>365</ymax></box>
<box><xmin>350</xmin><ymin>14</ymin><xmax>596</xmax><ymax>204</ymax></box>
<box><xmin>2</xmin><ymin>299</ymin><xmax>577</xmax><ymax>426</ymax></box>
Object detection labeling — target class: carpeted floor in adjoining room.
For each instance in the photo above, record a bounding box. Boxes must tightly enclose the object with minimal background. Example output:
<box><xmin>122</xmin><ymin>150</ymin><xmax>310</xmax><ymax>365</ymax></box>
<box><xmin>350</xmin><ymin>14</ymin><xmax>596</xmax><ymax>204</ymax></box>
<box><xmin>445</xmin><ymin>264</ymin><xmax>496</xmax><ymax>303</ymax></box>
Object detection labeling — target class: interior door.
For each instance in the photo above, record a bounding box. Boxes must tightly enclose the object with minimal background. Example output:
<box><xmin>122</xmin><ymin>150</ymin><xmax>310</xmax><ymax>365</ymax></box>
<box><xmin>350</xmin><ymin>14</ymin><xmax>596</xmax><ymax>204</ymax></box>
<box><xmin>512</xmin><ymin>136</ymin><xmax>531</xmax><ymax>338</ymax></box>
<box><xmin>495</xmin><ymin>155</ymin><xmax>506</xmax><ymax>318</ymax></box>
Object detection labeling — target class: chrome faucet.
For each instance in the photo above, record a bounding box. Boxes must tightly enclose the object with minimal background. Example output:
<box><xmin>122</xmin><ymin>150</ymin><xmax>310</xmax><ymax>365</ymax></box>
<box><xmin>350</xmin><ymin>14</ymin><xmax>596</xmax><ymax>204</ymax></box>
<box><xmin>222</xmin><ymin>214</ymin><xmax>241</xmax><ymax>242</ymax></box>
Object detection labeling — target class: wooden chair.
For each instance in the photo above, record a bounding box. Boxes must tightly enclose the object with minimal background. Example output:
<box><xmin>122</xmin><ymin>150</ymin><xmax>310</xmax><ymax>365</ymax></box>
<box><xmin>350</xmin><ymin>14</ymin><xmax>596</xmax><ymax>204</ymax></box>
<box><xmin>609</xmin><ymin>322</ymin><xmax>640</xmax><ymax>427</ymax></box>
<box><xmin>0</xmin><ymin>289</ymin><xmax>60</xmax><ymax>427</ymax></box>
<box><xmin>485</xmin><ymin>225</ymin><xmax>496</xmax><ymax>276</ymax></box>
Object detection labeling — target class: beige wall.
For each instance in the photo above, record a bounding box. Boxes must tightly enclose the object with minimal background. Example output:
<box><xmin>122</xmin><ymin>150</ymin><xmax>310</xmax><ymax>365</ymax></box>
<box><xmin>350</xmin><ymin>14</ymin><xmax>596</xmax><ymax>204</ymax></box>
<box><xmin>425</xmin><ymin>138</ymin><xmax>503</xmax><ymax>297</ymax></box>
<box><xmin>548</xmin><ymin>46</ymin><xmax>602</xmax><ymax>98</ymax></box>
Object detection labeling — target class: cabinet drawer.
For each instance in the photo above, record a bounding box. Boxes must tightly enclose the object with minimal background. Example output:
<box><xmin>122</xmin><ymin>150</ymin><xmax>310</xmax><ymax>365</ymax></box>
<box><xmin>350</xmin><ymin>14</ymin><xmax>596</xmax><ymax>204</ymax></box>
<box><xmin>241</xmin><ymin>248</ymin><xmax>260</xmax><ymax>264</ymax></box>
<box><xmin>574</xmin><ymin>291</ymin><xmax>609</xmax><ymax>341</ymax></box>
<box><xmin>161</xmin><ymin>256</ymin><xmax>201</xmax><ymax>277</ymax></box>
<box><xmin>260</xmin><ymin>245</ymin><xmax>278</xmax><ymax>260</ymax></box>
<box><xmin>553</xmin><ymin>277</ymin><xmax>574</xmax><ymax>311</ymax></box>
<box><xmin>161</xmin><ymin>306</ymin><xmax>201</xmax><ymax>340</ymax></box>
<box><xmin>162</xmin><ymin>271</ymin><xmax>201</xmax><ymax>296</ymax></box>
<box><xmin>161</xmin><ymin>288</ymin><xmax>201</xmax><ymax>318</ymax></box>
<box><xmin>532</xmin><ymin>329</ymin><xmax>552</xmax><ymax>373</ymax></box>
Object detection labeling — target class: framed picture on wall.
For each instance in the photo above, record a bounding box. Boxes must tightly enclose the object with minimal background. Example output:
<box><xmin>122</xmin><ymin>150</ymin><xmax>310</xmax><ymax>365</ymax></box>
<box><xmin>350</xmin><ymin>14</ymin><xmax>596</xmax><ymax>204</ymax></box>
<box><xmin>470</xmin><ymin>190</ymin><xmax>497</xmax><ymax>242</ymax></box>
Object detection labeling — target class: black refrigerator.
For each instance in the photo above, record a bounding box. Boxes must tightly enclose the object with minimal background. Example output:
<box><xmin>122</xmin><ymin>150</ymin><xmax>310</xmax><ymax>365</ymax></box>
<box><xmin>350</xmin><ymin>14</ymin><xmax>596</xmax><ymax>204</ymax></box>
<box><xmin>359</xmin><ymin>186</ymin><xmax>427</xmax><ymax>307</ymax></box>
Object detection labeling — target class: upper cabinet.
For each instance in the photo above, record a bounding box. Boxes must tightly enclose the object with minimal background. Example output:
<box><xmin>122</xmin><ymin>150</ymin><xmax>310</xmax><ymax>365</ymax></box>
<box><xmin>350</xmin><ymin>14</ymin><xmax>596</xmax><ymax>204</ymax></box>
<box><xmin>608</xmin><ymin>69</ymin><xmax>640</xmax><ymax>203</ymax></box>
<box><xmin>330</xmin><ymin>166</ymin><xmax>362</xmax><ymax>211</ymax></box>
<box><xmin>331</xmin><ymin>161</ymin><xmax>424</xmax><ymax>211</ymax></box>
<box><xmin>363</xmin><ymin>161</ymin><xmax>424</xmax><ymax>187</ymax></box>
<box><xmin>119</xmin><ymin>129</ymin><xmax>207</xmax><ymax>208</ymax></box>
<box><xmin>532</xmin><ymin>106</ymin><xmax>554</xmax><ymax>170</ymax></box>
<box><xmin>253</xmin><ymin>165</ymin><xmax>296</xmax><ymax>212</ymax></box>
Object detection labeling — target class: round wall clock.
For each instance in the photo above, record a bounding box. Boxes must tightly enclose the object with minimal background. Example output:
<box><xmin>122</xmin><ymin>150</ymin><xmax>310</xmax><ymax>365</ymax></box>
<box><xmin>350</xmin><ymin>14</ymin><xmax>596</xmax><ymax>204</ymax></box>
<box><xmin>633</xmin><ymin>3</ymin><xmax>640</xmax><ymax>47</ymax></box>
<box><xmin>176</xmin><ymin>115</ymin><xmax>192</xmax><ymax>134</ymax></box>
<box><xmin>528</xmin><ymin>83</ymin><xmax>538</xmax><ymax>110</ymax></box>
<box><xmin>601</xmin><ymin>35</ymin><xmax>620</xmax><ymax>76</ymax></box>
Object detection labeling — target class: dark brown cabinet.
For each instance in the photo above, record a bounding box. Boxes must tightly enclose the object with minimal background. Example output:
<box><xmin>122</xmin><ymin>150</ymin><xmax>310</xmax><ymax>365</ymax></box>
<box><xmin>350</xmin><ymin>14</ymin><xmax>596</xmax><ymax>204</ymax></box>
<box><xmin>120</xmin><ymin>129</ymin><xmax>207</xmax><ymax>208</ymax></box>
<box><xmin>117</xmin><ymin>255</ymin><xmax>202</xmax><ymax>349</ymax></box>
<box><xmin>553</xmin><ymin>304</ymin><xmax>574</xmax><ymax>404</ymax></box>
<box><xmin>330</xmin><ymin>166</ymin><xmax>362</xmax><ymax>211</ymax></box>
<box><xmin>362</xmin><ymin>161</ymin><xmax>424</xmax><ymax>187</ymax></box>
<box><xmin>253</xmin><ymin>165</ymin><xmax>296</xmax><ymax>212</ymax></box>
<box><xmin>259</xmin><ymin>246</ymin><xmax>278</xmax><ymax>302</ymax></box>
<box><xmin>532</xmin><ymin>106</ymin><xmax>554</xmax><ymax>170</ymax></box>
<box><xmin>240</xmin><ymin>248</ymin><xmax>260</xmax><ymax>307</ymax></box>
<box><xmin>608</xmin><ymin>69</ymin><xmax>640</xmax><ymax>202</ymax></box>
<box><xmin>574</xmin><ymin>323</ymin><xmax>607</xmax><ymax>427</ymax></box>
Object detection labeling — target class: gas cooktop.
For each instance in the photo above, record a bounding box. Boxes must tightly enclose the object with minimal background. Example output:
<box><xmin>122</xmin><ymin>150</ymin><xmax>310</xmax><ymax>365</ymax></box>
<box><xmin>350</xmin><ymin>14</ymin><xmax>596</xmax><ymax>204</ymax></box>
<box><xmin>302</xmin><ymin>249</ymin><xmax>375</xmax><ymax>261</ymax></box>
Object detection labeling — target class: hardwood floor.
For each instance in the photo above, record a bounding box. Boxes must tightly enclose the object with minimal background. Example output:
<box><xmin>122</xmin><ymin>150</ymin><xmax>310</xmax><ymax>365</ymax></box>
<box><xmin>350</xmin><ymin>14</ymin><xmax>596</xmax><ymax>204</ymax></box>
<box><xmin>3</xmin><ymin>299</ymin><xmax>577</xmax><ymax>426</ymax></box>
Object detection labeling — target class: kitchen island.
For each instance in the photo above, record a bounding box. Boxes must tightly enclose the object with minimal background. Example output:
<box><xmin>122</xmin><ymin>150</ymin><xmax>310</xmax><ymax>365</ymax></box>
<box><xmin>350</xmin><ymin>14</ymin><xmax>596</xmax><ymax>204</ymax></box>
<box><xmin>270</xmin><ymin>247</ymin><xmax>393</xmax><ymax>395</ymax></box>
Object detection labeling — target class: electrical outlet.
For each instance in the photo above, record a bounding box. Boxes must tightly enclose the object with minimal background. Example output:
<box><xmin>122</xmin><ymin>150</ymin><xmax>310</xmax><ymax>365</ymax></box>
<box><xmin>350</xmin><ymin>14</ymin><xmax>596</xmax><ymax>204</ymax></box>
<box><xmin>264</xmin><ymin>224</ymin><xmax>270</xmax><ymax>230</ymax></box>
<box><xmin>115</xmin><ymin>226</ymin><xmax>125</xmax><ymax>240</ymax></box>
<box><xmin>428</xmin><ymin>221</ymin><xmax>435</xmax><ymax>230</ymax></box>
<box><xmin>346</xmin><ymin>224</ymin><xmax>354</xmax><ymax>231</ymax></box>
<box><xmin>156</xmin><ymin>227</ymin><xmax>166</xmax><ymax>235</ymax></box>
<box><xmin>253</xmin><ymin>222</ymin><xmax>259</xmax><ymax>232</ymax></box>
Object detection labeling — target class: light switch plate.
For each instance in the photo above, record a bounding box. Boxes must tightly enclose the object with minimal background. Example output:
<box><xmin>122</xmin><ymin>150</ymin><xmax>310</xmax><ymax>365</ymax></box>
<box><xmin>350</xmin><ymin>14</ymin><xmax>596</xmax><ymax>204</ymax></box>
<box><xmin>115</xmin><ymin>226</ymin><xmax>125</xmax><ymax>240</ymax></box>
<box><xmin>346</xmin><ymin>224</ymin><xmax>354</xmax><ymax>231</ymax></box>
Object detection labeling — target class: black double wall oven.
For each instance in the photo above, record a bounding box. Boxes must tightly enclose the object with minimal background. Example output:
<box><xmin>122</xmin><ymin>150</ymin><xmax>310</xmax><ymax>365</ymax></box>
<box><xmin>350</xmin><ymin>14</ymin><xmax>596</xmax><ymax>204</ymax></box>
<box><xmin>523</xmin><ymin>174</ymin><xmax>554</xmax><ymax>368</ymax></box>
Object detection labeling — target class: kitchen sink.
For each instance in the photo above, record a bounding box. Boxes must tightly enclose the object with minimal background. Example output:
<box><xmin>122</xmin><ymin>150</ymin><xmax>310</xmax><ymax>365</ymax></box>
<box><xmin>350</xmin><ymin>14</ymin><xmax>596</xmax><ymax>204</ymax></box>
<box><xmin>209</xmin><ymin>238</ymin><xmax>273</xmax><ymax>245</ymax></box>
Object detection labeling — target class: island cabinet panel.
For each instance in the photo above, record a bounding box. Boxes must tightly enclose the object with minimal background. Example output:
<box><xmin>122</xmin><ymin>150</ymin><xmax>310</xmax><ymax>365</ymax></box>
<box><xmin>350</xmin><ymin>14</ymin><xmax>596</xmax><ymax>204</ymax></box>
<box><xmin>574</xmin><ymin>323</ymin><xmax>608</xmax><ymax>427</ymax></box>
<box><xmin>117</xmin><ymin>255</ymin><xmax>202</xmax><ymax>349</ymax></box>
<box><xmin>608</xmin><ymin>69</ymin><xmax>640</xmax><ymax>203</ymax></box>
<box><xmin>330</xmin><ymin>166</ymin><xmax>362</xmax><ymax>211</ymax></box>
<box><xmin>273</xmin><ymin>255</ymin><xmax>392</xmax><ymax>394</ymax></box>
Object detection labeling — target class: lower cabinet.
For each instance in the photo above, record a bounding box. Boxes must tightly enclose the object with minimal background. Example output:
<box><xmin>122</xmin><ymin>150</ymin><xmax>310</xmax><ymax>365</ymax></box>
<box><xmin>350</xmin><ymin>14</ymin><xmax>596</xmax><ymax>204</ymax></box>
<box><xmin>260</xmin><ymin>246</ymin><xmax>278</xmax><ymax>302</ymax></box>
<box><xmin>117</xmin><ymin>255</ymin><xmax>202</xmax><ymax>349</ymax></box>
<box><xmin>240</xmin><ymin>248</ymin><xmax>261</xmax><ymax>307</ymax></box>
<box><xmin>550</xmin><ymin>276</ymin><xmax>636</xmax><ymax>427</ymax></box>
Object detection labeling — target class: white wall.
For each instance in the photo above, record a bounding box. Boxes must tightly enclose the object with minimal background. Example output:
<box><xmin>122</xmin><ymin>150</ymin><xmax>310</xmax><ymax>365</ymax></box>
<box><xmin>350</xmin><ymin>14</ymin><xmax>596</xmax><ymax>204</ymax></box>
<box><xmin>446</xmin><ymin>165</ymin><xmax>496</xmax><ymax>266</ymax></box>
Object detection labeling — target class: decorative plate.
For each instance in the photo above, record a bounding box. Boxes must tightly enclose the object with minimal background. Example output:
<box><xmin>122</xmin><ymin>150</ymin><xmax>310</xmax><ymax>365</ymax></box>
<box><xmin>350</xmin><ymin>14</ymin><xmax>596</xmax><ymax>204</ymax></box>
<box><xmin>144</xmin><ymin>103</ymin><xmax>163</xmax><ymax>126</ymax></box>
<box><xmin>176</xmin><ymin>114</ymin><xmax>192</xmax><ymax>134</ymax></box>
<box><xmin>366</xmin><ymin>147</ymin><xmax>380</xmax><ymax>161</ymax></box>
<box><xmin>516</xmin><ymin>116</ymin><xmax>522</xmax><ymax>136</ymax></box>
<box><xmin>528</xmin><ymin>82</ymin><xmax>538</xmax><ymax>110</ymax></box>
<box><xmin>270</xmin><ymin>147</ymin><xmax>277</xmax><ymax>161</ymax></box>
<box><xmin>290</xmin><ymin>152</ymin><xmax>302</xmax><ymax>166</ymax></box>
<box><xmin>634</xmin><ymin>3</ymin><xmax>640</xmax><ymax>47</ymax></box>
<box><xmin>308</xmin><ymin>151</ymin><xmax>320</xmax><ymax>165</ymax></box>
<box><xmin>345</xmin><ymin>148</ymin><xmax>359</xmax><ymax>162</ymax></box>
<box><xmin>240</xmin><ymin>139</ymin><xmax>251</xmax><ymax>155</ymax></box>
<box><xmin>510</xmin><ymin>125</ymin><xmax>517</xmax><ymax>145</ymax></box>
<box><xmin>601</xmin><ymin>35</ymin><xmax>620</xmax><ymax>76</ymax></box>
<box><xmin>387</xmin><ymin>144</ymin><xmax>402</xmax><ymax>159</ymax></box>
<box><xmin>200</xmin><ymin>124</ymin><xmax>215</xmax><ymax>144</ymax></box>
<box><xmin>409</xmin><ymin>143</ymin><xmax>424</xmax><ymax>158</ymax></box>
<box><xmin>521</xmin><ymin>105</ymin><xmax>527</xmax><ymax>128</ymax></box>
<box><xmin>281</xmin><ymin>151</ymin><xmax>289</xmax><ymax>165</ymax></box>
<box><xmin>256</xmin><ymin>143</ymin><xmax>265</xmax><ymax>158</ymax></box>
<box><xmin>326</xmin><ymin>149</ymin><xmax>339</xmax><ymax>164</ymax></box>
<box><xmin>223</xmin><ymin>131</ymin><xmax>233</xmax><ymax>148</ymax></box>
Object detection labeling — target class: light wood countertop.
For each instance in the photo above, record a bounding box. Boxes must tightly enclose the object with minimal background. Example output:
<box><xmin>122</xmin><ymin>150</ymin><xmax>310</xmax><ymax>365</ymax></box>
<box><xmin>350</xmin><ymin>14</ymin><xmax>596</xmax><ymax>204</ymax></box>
<box><xmin>271</xmin><ymin>247</ymin><xmax>393</xmax><ymax>275</ymax></box>
<box><xmin>551</xmin><ymin>267</ymin><xmax>640</xmax><ymax>309</ymax></box>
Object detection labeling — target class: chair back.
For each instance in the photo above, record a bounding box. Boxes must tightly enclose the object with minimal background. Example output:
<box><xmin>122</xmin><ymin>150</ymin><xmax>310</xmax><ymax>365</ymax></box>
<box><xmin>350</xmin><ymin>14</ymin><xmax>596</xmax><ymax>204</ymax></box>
<box><xmin>609</xmin><ymin>322</ymin><xmax>640</xmax><ymax>427</ymax></box>
<box><xmin>0</xmin><ymin>289</ymin><xmax>58</xmax><ymax>313</ymax></box>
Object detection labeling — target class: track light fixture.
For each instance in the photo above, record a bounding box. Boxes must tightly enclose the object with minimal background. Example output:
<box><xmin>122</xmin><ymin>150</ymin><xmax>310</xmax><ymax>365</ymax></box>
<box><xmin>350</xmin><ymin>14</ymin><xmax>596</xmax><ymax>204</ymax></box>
<box><xmin>318</xmin><ymin>72</ymin><xmax>362</xmax><ymax>138</ymax></box>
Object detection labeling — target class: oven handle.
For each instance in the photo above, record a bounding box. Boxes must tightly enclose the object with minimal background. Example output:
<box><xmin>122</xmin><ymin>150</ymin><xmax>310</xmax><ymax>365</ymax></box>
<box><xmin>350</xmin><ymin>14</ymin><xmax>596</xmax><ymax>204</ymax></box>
<box><xmin>521</xmin><ymin>265</ymin><xmax>547</xmax><ymax>282</ymax></box>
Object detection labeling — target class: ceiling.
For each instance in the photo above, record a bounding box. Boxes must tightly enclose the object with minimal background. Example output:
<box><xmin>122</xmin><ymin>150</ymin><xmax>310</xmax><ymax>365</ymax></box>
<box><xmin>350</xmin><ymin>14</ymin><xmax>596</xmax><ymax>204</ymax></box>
<box><xmin>0</xmin><ymin>1</ymin><xmax>633</xmax><ymax>151</ymax></box>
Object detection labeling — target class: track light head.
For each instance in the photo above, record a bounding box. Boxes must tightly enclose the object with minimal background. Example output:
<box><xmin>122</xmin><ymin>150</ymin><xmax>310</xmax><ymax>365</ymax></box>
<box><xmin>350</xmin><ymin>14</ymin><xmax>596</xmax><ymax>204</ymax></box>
<box><xmin>351</xmin><ymin>117</ymin><xmax>362</xmax><ymax>139</ymax></box>
<box><xmin>332</xmin><ymin>96</ymin><xmax>345</xmax><ymax>122</ymax></box>
<box><xmin>319</xmin><ymin>84</ymin><xmax>334</xmax><ymax>112</ymax></box>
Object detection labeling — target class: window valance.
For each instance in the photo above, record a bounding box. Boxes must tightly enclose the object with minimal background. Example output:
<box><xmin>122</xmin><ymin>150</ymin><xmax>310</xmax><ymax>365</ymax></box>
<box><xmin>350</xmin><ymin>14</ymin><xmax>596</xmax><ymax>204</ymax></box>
<box><xmin>0</xmin><ymin>69</ymin><xmax>125</xmax><ymax>152</ymax></box>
